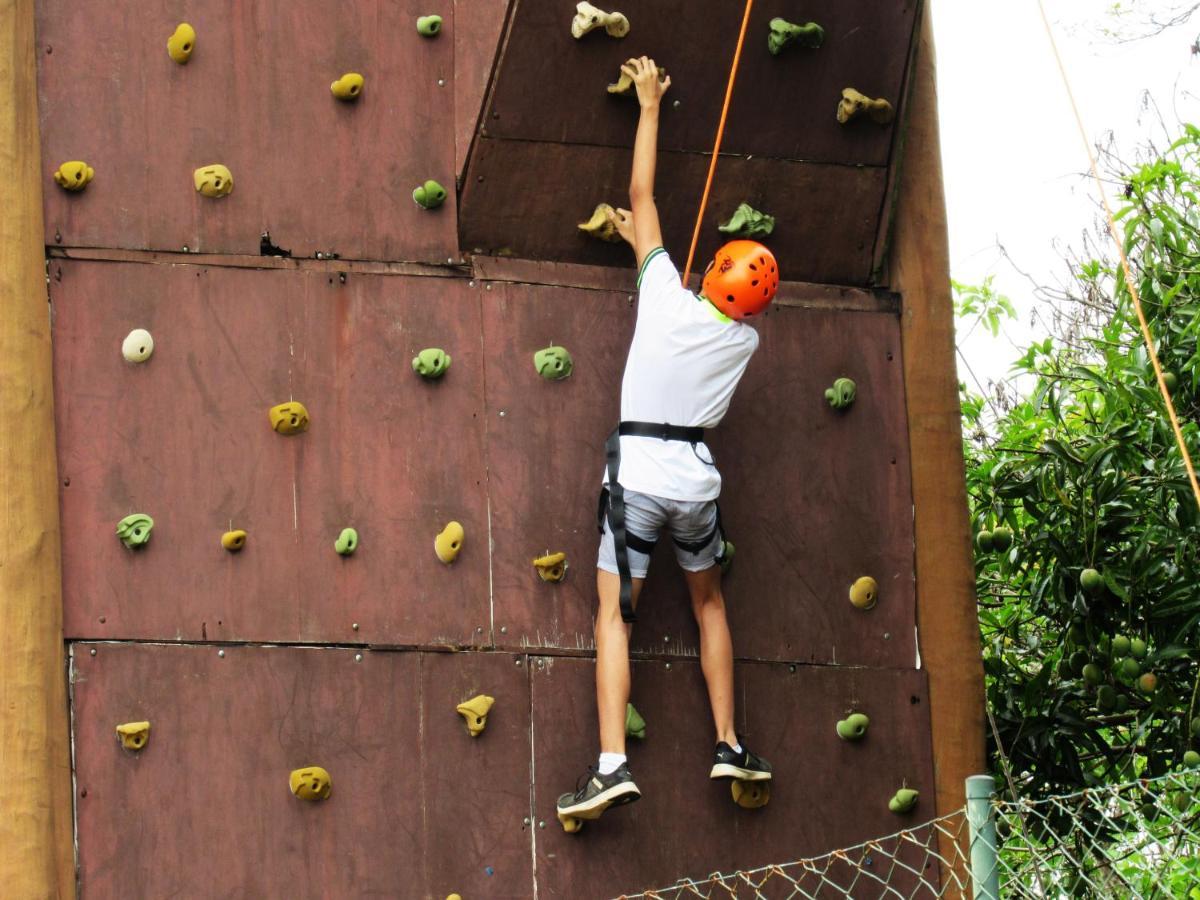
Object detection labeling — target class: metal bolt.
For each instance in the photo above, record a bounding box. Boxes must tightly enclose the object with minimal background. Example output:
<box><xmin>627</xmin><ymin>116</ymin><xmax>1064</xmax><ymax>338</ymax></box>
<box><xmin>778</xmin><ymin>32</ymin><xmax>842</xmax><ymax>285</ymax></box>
<box><xmin>438</xmin><ymin>79</ymin><xmax>445</xmax><ymax>86</ymax></box>
<box><xmin>469</xmin><ymin>280</ymin><xmax>475</xmax><ymax>287</ymax></box>
<box><xmin>663</xmin><ymin>635</ymin><xmax>669</xmax><ymax>643</ymax></box>
<box><xmin>886</xmin><ymin>351</ymin><xmax>894</xmax><ymax>360</ymax></box>
<box><xmin>883</xmin><ymin>632</ymin><xmax>891</xmax><ymax>640</ymax></box>
<box><xmin>499</xmin><ymin>410</ymin><xmax>506</xmax><ymax>417</ymax></box>
<box><xmin>477</xmin><ymin>175</ymin><xmax>484</xmax><ymax>183</ymax></box>
<box><xmin>316</xmin><ymin>251</ymin><xmax>323</xmax><ymax>259</ymax></box>
<box><xmin>89</xmin><ymin>648</ymin><xmax>97</xmax><ymax>656</ymax></box>
<box><xmin>500</xmin><ymin>626</ymin><xmax>508</xmax><ymax>634</ymax></box>
<box><xmin>789</xmin><ymin>664</ymin><xmax>796</xmax><ymax>673</ymax></box>
<box><xmin>476</xmin><ymin>626</ymin><xmax>483</xmax><ymax>634</ymax></box>
<box><xmin>523</xmin><ymin>817</ymin><xmax>531</xmax><ymax>826</ymax></box>
<box><xmin>355</xmin><ymin>653</ymin><xmax>363</xmax><ymax>662</ymax></box>
<box><xmin>218</xmin><ymin>649</ymin><xmax>225</xmax><ymax>658</ymax></box>
<box><xmin>538</xmin><ymin>820</ymin><xmax>545</xmax><ymax>829</ymax></box>
<box><xmin>486</xmin><ymin>284</ymin><xmax>492</xmax><ymax>291</ymax></box>
<box><xmin>665</xmin><ymin>662</ymin><xmax>672</xmax><ymax>670</ymax></box>
<box><xmin>492</xmin><ymin>111</ymin><xmax>500</xmax><ymax>119</ymax></box>
<box><xmin>673</xmin><ymin>99</ymin><xmax>680</xmax><ymax>108</ymax></box>
<box><xmin>99</xmin><ymin>616</ymin><xmax>106</xmax><ymax>624</ymax></box>
<box><xmin>352</xmin><ymin>623</ymin><xmax>359</xmax><ymax>631</ymax></box>
<box><xmin>54</xmin><ymin>231</ymin><xmax>62</xmax><ymax>244</ymax></box>
<box><xmin>515</xmin><ymin>658</ymin><xmax>523</xmax><ymax>666</ymax></box>
<box><xmin>182</xmin><ymin>245</ymin><xmax>189</xmax><ymax>252</ymax></box>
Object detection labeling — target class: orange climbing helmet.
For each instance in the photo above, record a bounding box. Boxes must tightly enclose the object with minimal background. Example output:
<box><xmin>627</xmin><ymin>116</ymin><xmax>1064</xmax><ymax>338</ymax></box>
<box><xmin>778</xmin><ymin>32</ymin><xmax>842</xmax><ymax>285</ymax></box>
<box><xmin>701</xmin><ymin>240</ymin><xmax>779</xmax><ymax>320</ymax></box>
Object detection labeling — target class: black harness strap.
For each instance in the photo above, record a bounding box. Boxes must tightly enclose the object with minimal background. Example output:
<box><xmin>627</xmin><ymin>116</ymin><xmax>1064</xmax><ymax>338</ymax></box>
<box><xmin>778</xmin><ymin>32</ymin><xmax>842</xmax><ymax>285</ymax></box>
<box><xmin>603</xmin><ymin>421</ymin><xmax>707</xmax><ymax>623</ymax></box>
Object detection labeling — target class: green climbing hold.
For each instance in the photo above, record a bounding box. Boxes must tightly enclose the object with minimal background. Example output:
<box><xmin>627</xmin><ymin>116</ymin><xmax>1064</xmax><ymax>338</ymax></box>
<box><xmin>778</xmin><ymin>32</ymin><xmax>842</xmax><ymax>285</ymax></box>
<box><xmin>533</xmin><ymin>346</ymin><xmax>574</xmax><ymax>381</ymax></box>
<box><xmin>412</xmin><ymin>348</ymin><xmax>451</xmax><ymax>378</ymax></box>
<box><xmin>413</xmin><ymin>179</ymin><xmax>447</xmax><ymax>209</ymax></box>
<box><xmin>417</xmin><ymin>15</ymin><xmax>442</xmax><ymax>37</ymax></box>
<box><xmin>767</xmin><ymin>18</ymin><xmax>824</xmax><ymax>55</ymax></box>
<box><xmin>1111</xmin><ymin>635</ymin><xmax>1131</xmax><ymax>657</ymax></box>
<box><xmin>625</xmin><ymin>702</ymin><xmax>646</xmax><ymax>739</ymax></box>
<box><xmin>335</xmin><ymin>527</ymin><xmax>358</xmax><ymax>556</ymax></box>
<box><xmin>719</xmin><ymin>540</ymin><xmax>735</xmax><ymax>575</ymax></box>
<box><xmin>991</xmin><ymin>526</ymin><xmax>1013</xmax><ymax>551</ymax></box>
<box><xmin>718</xmin><ymin>202</ymin><xmax>774</xmax><ymax>239</ymax></box>
<box><xmin>836</xmin><ymin>712</ymin><xmax>869</xmax><ymax>741</ymax></box>
<box><xmin>888</xmin><ymin>788</ymin><xmax>918</xmax><ymax>814</ymax></box>
<box><xmin>116</xmin><ymin>513</ymin><xmax>154</xmax><ymax>549</ymax></box>
<box><xmin>824</xmin><ymin>377</ymin><xmax>857</xmax><ymax>410</ymax></box>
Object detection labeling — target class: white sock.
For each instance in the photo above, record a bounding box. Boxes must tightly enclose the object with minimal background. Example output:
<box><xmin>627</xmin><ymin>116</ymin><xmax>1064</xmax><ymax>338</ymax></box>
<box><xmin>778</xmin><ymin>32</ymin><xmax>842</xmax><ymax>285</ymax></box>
<box><xmin>598</xmin><ymin>752</ymin><xmax>626</xmax><ymax>775</ymax></box>
<box><xmin>731</xmin><ymin>742</ymin><xmax>743</xmax><ymax>754</ymax></box>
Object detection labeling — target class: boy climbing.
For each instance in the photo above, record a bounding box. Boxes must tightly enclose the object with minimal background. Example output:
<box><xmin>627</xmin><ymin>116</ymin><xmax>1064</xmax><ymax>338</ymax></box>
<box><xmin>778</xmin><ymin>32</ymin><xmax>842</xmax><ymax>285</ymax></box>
<box><xmin>556</xmin><ymin>56</ymin><xmax>779</xmax><ymax>828</ymax></box>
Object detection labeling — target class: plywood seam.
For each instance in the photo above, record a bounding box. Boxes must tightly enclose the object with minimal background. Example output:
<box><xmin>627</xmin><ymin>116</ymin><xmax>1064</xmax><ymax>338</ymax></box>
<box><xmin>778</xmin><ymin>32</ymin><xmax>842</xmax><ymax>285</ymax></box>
<box><xmin>463</xmin><ymin>0</ymin><xmax>522</xmax><ymax>190</ymax></box>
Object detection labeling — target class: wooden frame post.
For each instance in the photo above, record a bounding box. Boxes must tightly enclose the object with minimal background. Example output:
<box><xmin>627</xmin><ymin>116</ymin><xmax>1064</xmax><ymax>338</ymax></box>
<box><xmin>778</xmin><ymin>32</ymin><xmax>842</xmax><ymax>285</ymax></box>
<box><xmin>0</xmin><ymin>1</ymin><xmax>77</xmax><ymax>895</ymax></box>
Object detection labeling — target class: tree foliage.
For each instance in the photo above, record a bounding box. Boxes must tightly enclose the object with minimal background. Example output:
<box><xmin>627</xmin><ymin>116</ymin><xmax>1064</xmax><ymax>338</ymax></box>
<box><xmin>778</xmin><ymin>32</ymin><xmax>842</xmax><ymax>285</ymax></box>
<box><xmin>962</xmin><ymin>125</ymin><xmax>1200</xmax><ymax>802</ymax></box>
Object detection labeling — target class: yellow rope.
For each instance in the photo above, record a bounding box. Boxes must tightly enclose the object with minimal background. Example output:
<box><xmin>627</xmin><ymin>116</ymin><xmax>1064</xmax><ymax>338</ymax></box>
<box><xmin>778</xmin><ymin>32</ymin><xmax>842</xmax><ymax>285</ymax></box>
<box><xmin>1036</xmin><ymin>0</ymin><xmax>1200</xmax><ymax>515</ymax></box>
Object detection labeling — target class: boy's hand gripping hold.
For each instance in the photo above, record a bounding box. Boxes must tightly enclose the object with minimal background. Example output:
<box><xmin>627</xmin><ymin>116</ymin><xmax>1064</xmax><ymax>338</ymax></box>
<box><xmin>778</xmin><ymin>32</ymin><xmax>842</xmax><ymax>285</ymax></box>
<box><xmin>619</xmin><ymin>56</ymin><xmax>671</xmax><ymax>109</ymax></box>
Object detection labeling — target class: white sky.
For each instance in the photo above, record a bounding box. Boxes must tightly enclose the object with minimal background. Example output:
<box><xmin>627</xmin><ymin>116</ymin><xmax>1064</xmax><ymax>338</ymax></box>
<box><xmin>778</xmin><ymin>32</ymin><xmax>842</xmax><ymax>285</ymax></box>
<box><xmin>931</xmin><ymin>0</ymin><xmax>1200</xmax><ymax>392</ymax></box>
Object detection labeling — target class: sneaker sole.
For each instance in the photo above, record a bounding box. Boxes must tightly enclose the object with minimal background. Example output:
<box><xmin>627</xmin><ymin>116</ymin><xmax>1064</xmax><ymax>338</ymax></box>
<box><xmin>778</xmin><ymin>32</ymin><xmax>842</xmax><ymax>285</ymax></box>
<box><xmin>709</xmin><ymin>764</ymin><xmax>773</xmax><ymax>781</ymax></box>
<box><xmin>557</xmin><ymin>782</ymin><xmax>641</xmax><ymax>819</ymax></box>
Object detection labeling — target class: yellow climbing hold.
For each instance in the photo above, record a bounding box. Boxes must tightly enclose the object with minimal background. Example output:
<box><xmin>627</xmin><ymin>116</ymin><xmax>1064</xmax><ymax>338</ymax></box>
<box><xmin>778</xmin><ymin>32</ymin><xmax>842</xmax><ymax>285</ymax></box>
<box><xmin>570</xmin><ymin>1</ymin><xmax>629</xmax><ymax>38</ymax></box>
<box><xmin>435</xmin><ymin>521</ymin><xmax>464</xmax><ymax>564</ymax></box>
<box><xmin>289</xmin><ymin>766</ymin><xmax>332</xmax><ymax>801</ymax></box>
<box><xmin>836</xmin><ymin>88</ymin><xmax>894</xmax><ymax>126</ymax></box>
<box><xmin>193</xmin><ymin>164</ymin><xmax>233</xmax><ymax>198</ymax></box>
<box><xmin>331</xmin><ymin>73</ymin><xmax>365</xmax><ymax>100</ymax></box>
<box><xmin>167</xmin><ymin>23</ymin><xmax>196</xmax><ymax>64</ymax></box>
<box><xmin>54</xmin><ymin>161</ymin><xmax>94</xmax><ymax>192</ymax></box>
<box><xmin>578</xmin><ymin>203</ymin><xmax>622</xmax><ymax>243</ymax></box>
<box><xmin>456</xmin><ymin>694</ymin><xmax>494</xmax><ymax>737</ymax></box>
<box><xmin>116</xmin><ymin>721</ymin><xmax>151</xmax><ymax>751</ymax></box>
<box><xmin>533</xmin><ymin>552</ymin><xmax>567</xmax><ymax>583</ymax></box>
<box><xmin>221</xmin><ymin>530</ymin><xmax>247</xmax><ymax>552</ymax></box>
<box><xmin>849</xmin><ymin>575</ymin><xmax>878</xmax><ymax>610</ymax></box>
<box><xmin>269</xmin><ymin>402</ymin><xmax>310</xmax><ymax>435</ymax></box>
<box><xmin>731</xmin><ymin>779</ymin><xmax>770</xmax><ymax>809</ymax></box>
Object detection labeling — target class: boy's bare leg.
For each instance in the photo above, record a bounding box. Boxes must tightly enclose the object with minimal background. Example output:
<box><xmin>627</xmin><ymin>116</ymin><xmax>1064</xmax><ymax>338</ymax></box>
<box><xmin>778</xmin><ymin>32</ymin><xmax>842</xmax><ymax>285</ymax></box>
<box><xmin>595</xmin><ymin>568</ymin><xmax>644</xmax><ymax>755</ymax></box>
<box><xmin>683</xmin><ymin>564</ymin><xmax>738</xmax><ymax>747</ymax></box>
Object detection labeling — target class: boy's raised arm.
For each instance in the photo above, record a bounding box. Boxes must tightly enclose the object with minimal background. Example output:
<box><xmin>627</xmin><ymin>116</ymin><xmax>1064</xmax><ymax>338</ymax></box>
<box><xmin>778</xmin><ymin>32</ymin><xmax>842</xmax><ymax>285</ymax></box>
<box><xmin>618</xmin><ymin>57</ymin><xmax>670</xmax><ymax>270</ymax></box>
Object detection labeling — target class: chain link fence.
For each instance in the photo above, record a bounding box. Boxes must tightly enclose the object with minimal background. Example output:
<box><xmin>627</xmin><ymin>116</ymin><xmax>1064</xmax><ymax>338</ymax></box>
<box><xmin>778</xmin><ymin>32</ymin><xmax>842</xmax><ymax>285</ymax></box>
<box><xmin>618</xmin><ymin>770</ymin><xmax>1200</xmax><ymax>898</ymax></box>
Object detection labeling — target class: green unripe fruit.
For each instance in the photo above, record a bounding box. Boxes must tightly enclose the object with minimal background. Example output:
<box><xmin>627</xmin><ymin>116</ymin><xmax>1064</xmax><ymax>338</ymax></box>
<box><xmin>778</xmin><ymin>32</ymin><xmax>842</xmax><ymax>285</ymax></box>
<box><xmin>1096</xmin><ymin>685</ymin><xmax>1117</xmax><ymax>711</ymax></box>
<box><xmin>1184</xmin><ymin>750</ymin><xmax>1200</xmax><ymax>768</ymax></box>
<box><xmin>991</xmin><ymin>527</ymin><xmax>1013</xmax><ymax>551</ymax></box>
<box><xmin>1069</xmin><ymin>650</ymin><xmax>1089</xmax><ymax>675</ymax></box>
<box><xmin>1111</xmin><ymin>635</ymin><xmax>1131</xmax><ymax>657</ymax></box>
<box><xmin>1131</xmin><ymin>638</ymin><xmax>1148</xmax><ymax>660</ymax></box>
<box><xmin>976</xmin><ymin>531</ymin><xmax>994</xmax><ymax>552</ymax></box>
<box><xmin>1115</xmin><ymin>694</ymin><xmax>1130</xmax><ymax>712</ymax></box>
<box><xmin>1082</xmin><ymin>663</ymin><xmax>1103</xmax><ymax>686</ymax></box>
<box><xmin>1141</xmin><ymin>801</ymin><xmax>1159</xmax><ymax>821</ymax></box>
<box><xmin>1138</xmin><ymin>672</ymin><xmax>1158</xmax><ymax>694</ymax></box>
<box><xmin>1080</xmin><ymin>567</ymin><xmax>1104</xmax><ymax>595</ymax></box>
<box><xmin>1191</xmin><ymin>716</ymin><xmax>1200</xmax><ymax>738</ymax></box>
<box><xmin>1163</xmin><ymin>371</ymin><xmax>1178</xmax><ymax>393</ymax></box>
<box><xmin>1068</xmin><ymin>623</ymin><xmax>1087</xmax><ymax>644</ymax></box>
<box><xmin>1175</xmin><ymin>792</ymin><xmax>1191</xmax><ymax>813</ymax></box>
<box><xmin>1120</xmin><ymin>658</ymin><xmax>1141</xmax><ymax>679</ymax></box>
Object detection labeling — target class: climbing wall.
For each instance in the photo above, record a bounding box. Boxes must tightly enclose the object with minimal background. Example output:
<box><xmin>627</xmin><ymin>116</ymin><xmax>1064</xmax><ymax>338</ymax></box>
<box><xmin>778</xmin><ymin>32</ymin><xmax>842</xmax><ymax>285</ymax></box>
<box><xmin>39</xmin><ymin>0</ymin><xmax>939</xmax><ymax>896</ymax></box>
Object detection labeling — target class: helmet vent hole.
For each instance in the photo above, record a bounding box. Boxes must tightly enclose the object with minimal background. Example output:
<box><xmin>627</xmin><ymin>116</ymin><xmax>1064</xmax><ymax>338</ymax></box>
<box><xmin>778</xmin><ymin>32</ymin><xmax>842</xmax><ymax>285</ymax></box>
<box><xmin>748</xmin><ymin>263</ymin><xmax>757</xmax><ymax>271</ymax></box>
<box><xmin>751</xmin><ymin>279</ymin><xmax>759</xmax><ymax>286</ymax></box>
<box><xmin>726</xmin><ymin>294</ymin><xmax>735</xmax><ymax>302</ymax></box>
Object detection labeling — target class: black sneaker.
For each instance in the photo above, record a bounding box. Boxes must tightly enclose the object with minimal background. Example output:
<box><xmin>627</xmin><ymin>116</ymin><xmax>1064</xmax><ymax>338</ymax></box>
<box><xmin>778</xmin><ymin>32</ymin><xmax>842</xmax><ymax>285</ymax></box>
<box><xmin>556</xmin><ymin>763</ymin><xmax>641</xmax><ymax>820</ymax></box>
<box><xmin>710</xmin><ymin>741</ymin><xmax>773</xmax><ymax>781</ymax></box>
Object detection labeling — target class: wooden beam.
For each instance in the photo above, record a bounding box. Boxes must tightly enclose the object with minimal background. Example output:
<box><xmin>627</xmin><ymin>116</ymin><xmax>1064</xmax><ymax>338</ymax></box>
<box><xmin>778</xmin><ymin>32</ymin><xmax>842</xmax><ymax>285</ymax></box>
<box><xmin>889</xmin><ymin>0</ymin><xmax>986</xmax><ymax>835</ymax></box>
<box><xmin>0</xmin><ymin>1</ymin><xmax>76</xmax><ymax>895</ymax></box>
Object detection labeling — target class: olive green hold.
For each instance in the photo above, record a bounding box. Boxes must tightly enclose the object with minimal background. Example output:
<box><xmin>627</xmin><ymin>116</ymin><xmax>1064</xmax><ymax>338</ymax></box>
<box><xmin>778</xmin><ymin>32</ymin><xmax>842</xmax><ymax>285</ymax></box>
<box><xmin>416</xmin><ymin>15</ymin><xmax>442</xmax><ymax>37</ymax></box>
<box><xmin>836</xmin><ymin>712</ymin><xmax>870</xmax><ymax>741</ymax></box>
<box><xmin>1080</xmin><ymin>567</ymin><xmax>1104</xmax><ymax>595</ymax></box>
<box><xmin>718</xmin><ymin>202</ymin><xmax>775</xmax><ymax>239</ymax></box>
<box><xmin>1162</xmin><ymin>371</ymin><xmax>1178</xmax><ymax>393</ymax></box>
<box><xmin>533</xmin><ymin>346</ymin><xmax>574</xmax><ymax>381</ymax></box>
<box><xmin>1081</xmin><ymin>663</ymin><xmax>1103</xmax><ymax>686</ymax></box>
<box><xmin>1096</xmin><ymin>685</ymin><xmax>1117</xmax><ymax>711</ymax></box>
<box><xmin>719</xmin><ymin>540</ymin><xmax>735</xmax><ymax>575</ymax></box>
<box><xmin>116</xmin><ymin>513</ymin><xmax>154</xmax><ymax>549</ymax></box>
<box><xmin>824</xmin><ymin>377</ymin><xmax>857</xmax><ymax>410</ymax></box>
<box><xmin>888</xmin><ymin>788</ymin><xmax>918</xmax><ymax>814</ymax></box>
<box><xmin>335</xmin><ymin>527</ymin><xmax>358</xmax><ymax>556</ymax></box>
<box><xmin>1120</xmin><ymin>658</ymin><xmax>1141</xmax><ymax>680</ymax></box>
<box><xmin>975</xmin><ymin>531</ymin><xmax>994</xmax><ymax>553</ymax></box>
<box><xmin>767</xmin><ymin>17</ymin><xmax>825</xmax><ymax>55</ymax></box>
<box><xmin>1131</xmin><ymin>638</ymin><xmax>1148</xmax><ymax>660</ymax></box>
<box><xmin>412</xmin><ymin>348</ymin><xmax>451</xmax><ymax>378</ymax></box>
<box><xmin>413</xmin><ymin>179</ymin><xmax>447</xmax><ymax>209</ymax></box>
<box><xmin>991</xmin><ymin>527</ymin><xmax>1013</xmax><ymax>551</ymax></box>
<box><xmin>1184</xmin><ymin>750</ymin><xmax>1200</xmax><ymax>768</ymax></box>
<box><xmin>625</xmin><ymin>702</ymin><xmax>646</xmax><ymax>740</ymax></box>
<box><xmin>1111</xmin><ymin>635</ymin><xmax>1131</xmax><ymax>657</ymax></box>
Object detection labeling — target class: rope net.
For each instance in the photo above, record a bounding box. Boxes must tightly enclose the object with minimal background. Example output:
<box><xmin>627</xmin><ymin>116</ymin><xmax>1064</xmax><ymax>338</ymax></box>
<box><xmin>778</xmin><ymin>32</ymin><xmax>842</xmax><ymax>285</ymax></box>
<box><xmin>617</xmin><ymin>813</ymin><xmax>974</xmax><ymax>899</ymax></box>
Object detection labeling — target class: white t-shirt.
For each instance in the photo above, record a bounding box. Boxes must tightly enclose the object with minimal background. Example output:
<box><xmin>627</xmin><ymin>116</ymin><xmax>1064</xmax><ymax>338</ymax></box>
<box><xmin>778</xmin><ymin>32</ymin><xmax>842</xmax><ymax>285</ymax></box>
<box><xmin>604</xmin><ymin>248</ymin><xmax>760</xmax><ymax>501</ymax></box>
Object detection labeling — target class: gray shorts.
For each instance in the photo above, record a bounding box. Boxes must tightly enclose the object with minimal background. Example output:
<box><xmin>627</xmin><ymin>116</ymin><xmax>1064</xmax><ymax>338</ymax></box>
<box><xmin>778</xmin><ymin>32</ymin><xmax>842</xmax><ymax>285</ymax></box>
<box><xmin>597</xmin><ymin>489</ymin><xmax>722</xmax><ymax>579</ymax></box>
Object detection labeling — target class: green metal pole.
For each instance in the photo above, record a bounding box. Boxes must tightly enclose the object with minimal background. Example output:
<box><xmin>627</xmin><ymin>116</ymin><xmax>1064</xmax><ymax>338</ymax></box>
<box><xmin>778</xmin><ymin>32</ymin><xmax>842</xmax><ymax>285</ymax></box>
<box><xmin>966</xmin><ymin>775</ymin><xmax>1000</xmax><ymax>900</ymax></box>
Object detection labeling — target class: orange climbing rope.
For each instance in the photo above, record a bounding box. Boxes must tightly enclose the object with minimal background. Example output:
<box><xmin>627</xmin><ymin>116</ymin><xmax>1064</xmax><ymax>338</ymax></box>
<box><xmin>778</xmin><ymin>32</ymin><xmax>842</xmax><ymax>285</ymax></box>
<box><xmin>1036</xmin><ymin>2</ymin><xmax>1200</xmax><ymax>515</ymax></box>
<box><xmin>681</xmin><ymin>0</ymin><xmax>756</xmax><ymax>287</ymax></box>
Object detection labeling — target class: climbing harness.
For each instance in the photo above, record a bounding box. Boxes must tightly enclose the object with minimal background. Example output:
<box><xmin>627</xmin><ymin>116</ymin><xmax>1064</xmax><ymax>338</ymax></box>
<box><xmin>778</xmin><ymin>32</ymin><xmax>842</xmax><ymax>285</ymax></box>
<box><xmin>599</xmin><ymin>422</ymin><xmax>727</xmax><ymax>623</ymax></box>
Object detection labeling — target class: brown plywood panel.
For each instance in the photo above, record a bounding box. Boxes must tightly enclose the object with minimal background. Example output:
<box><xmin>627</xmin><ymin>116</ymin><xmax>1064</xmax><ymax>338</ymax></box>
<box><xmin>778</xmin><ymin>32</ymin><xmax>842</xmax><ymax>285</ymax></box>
<box><xmin>37</xmin><ymin>0</ymin><xmax>457</xmax><ymax>262</ymax></box>
<box><xmin>53</xmin><ymin>261</ymin><xmax>489</xmax><ymax>645</ymax></box>
<box><xmin>531</xmin><ymin>657</ymin><xmax>936</xmax><ymax>898</ymax></box>
<box><xmin>455</xmin><ymin>0</ymin><xmax>510</xmax><ymax>179</ymax></box>
<box><xmin>71</xmin><ymin>644</ymin><xmax>533</xmax><ymax>898</ymax></box>
<box><xmin>485</xmin><ymin>284</ymin><xmax>914</xmax><ymax>667</ymax></box>
<box><xmin>461</xmin><ymin>138</ymin><xmax>884</xmax><ymax>286</ymax></box>
<box><xmin>484</xmin><ymin>0</ymin><xmax>917</xmax><ymax>166</ymax></box>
